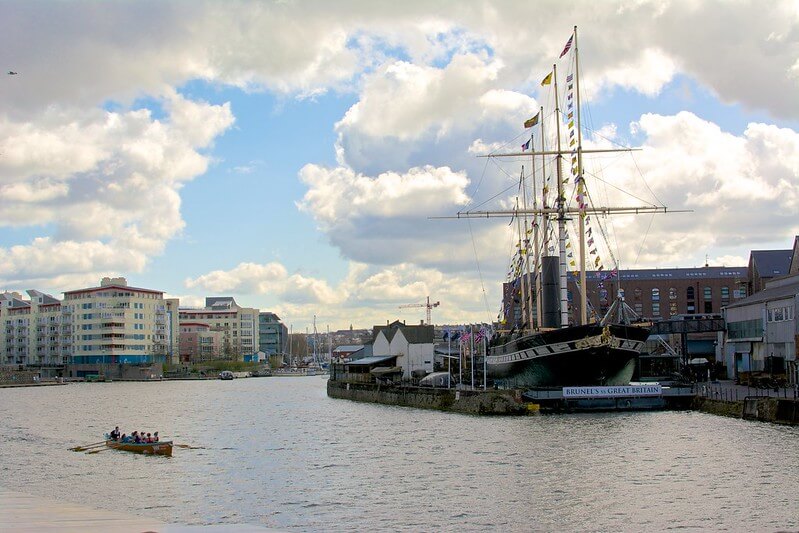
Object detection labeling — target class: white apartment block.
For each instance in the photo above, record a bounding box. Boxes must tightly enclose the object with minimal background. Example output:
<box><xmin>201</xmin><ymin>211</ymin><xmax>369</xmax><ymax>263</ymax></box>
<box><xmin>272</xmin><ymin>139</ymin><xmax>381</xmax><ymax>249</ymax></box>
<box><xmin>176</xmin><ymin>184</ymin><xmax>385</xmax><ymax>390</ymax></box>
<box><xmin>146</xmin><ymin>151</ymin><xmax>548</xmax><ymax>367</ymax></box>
<box><xmin>1</xmin><ymin>290</ymin><xmax>72</xmax><ymax>371</ymax></box>
<box><xmin>63</xmin><ymin>277</ymin><xmax>178</xmax><ymax>374</ymax></box>
<box><xmin>178</xmin><ymin>297</ymin><xmax>260</xmax><ymax>361</ymax></box>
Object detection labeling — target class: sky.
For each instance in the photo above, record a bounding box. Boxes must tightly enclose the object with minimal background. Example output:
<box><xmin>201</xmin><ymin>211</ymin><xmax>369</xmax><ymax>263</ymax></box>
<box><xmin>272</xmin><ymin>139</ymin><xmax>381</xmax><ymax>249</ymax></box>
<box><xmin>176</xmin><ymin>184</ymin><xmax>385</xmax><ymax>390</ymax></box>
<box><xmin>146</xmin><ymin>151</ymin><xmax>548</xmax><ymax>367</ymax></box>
<box><xmin>1</xmin><ymin>0</ymin><xmax>798</xmax><ymax>331</ymax></box>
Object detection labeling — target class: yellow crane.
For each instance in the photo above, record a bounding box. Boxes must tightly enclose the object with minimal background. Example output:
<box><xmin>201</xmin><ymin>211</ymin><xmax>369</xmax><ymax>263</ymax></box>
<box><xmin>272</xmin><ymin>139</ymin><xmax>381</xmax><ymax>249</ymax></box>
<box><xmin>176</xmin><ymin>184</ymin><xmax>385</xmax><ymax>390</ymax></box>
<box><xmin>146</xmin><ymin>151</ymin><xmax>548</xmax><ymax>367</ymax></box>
<box><xmin>398</xmin><ymin>296</ymin><xmax>440</xmax><ymax>325</ymax></box>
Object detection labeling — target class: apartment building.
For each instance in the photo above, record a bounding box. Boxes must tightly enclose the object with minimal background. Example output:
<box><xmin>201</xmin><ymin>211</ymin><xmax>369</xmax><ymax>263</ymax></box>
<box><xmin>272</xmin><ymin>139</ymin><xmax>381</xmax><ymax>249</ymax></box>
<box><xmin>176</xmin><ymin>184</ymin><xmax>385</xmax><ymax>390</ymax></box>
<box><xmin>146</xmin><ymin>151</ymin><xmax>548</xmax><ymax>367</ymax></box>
<box><xmin>258</xmin><ymin>312</ymin><xmax>287</xmax><ymax>356</ymax></box>
<box><xmin>178</xmin><ymin>297</ymin><xmax>259</xmax><ymax>361</ymax></box>
<box><xmin>178</xmin><ymin>322</ymin><xmax>224</xmax><ymax>362</ymax></box>
<box><xmin>63</xmin><ymin>277</ymin><xmax>176</xmax><ymax>377</ymax></box>
<box><xmin>1</xmin><ymin>290</ymin><xmax>71</xmax><ymax>375</ymax></box>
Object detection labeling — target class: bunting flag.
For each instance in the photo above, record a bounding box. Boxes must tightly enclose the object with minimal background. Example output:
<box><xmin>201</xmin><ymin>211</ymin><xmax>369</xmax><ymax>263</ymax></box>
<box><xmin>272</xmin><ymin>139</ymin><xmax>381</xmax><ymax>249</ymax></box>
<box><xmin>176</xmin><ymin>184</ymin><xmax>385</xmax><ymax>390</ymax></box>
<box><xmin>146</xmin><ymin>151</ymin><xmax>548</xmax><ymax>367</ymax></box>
<box><xmin>560</xmin><ymin>34</ymin><xmax>574</xmax><ymax>58</ymax></box>
<box><xmin>541</xmin><ymin>72</ymin><xmax>553</xmax><ymax>86</ymax></box>
<box><xmin>594</xmin><ymin>256</ymin><xmax>601</xmax><ymax>266</ymax></box>
<box><xmin>524</xmin><ymin>113</ymin><xmax>540</xmax><ymax>128</ymax></box>
<box><xmin>566</xmin><ymin>73</ymin><xmax>573</xmax><ymax>83</ymax></box>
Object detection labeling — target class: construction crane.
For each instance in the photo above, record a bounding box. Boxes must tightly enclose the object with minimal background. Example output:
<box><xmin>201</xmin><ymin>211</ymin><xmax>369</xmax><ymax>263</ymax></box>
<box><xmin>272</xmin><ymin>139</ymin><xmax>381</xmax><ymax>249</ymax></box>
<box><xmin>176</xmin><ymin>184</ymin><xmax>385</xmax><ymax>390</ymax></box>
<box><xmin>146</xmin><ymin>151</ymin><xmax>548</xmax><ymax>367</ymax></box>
<box><xmin>398</xmin><ymin>296</ymin><xmax>440</xmax><ymax>325</ymax></box>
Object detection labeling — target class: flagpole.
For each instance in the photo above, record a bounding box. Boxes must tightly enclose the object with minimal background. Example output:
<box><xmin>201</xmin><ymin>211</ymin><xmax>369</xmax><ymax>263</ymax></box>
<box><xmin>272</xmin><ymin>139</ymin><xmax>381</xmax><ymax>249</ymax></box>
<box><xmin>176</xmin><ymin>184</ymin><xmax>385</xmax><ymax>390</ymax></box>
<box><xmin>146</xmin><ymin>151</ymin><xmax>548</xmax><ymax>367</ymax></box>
<box><xmin>447</xmin><ymin>331</ymin><xmax>451</xmax><ymax>389</ymax></box>
<box><xmin>458</xmin><ymin>331</ymin><xmax>462</xmax><ymax>387</ymax></box>
<box><xmin>482</xmin><ymin>332</ymin><xmax>487</xmax><ymax>390</ymax></box>
<box><xmin>470</xmin><ymin>324</ymin><xmax>475</xmax><ymax>389</ymax></box>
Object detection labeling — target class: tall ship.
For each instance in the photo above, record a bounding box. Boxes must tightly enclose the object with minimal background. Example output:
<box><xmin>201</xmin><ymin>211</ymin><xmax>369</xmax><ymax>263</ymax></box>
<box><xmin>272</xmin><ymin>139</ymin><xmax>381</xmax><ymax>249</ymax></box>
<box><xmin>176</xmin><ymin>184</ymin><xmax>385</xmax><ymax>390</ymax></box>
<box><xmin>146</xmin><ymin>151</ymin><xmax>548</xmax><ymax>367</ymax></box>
<box><xmin>450</xmin><ymin>27</ymin><xmax>680</xmax><ymax>388</ymax></box>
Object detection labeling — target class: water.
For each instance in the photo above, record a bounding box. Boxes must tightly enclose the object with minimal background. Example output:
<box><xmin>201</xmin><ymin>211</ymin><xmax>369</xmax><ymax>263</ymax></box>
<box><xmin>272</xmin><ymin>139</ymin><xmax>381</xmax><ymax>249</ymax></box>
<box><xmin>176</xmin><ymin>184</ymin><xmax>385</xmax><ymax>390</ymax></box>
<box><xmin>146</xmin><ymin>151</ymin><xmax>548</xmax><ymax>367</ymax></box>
<box><xmin>1</xmin><ymin>377</ymin><xmax>798</xmax><ymax>531</ymax></box>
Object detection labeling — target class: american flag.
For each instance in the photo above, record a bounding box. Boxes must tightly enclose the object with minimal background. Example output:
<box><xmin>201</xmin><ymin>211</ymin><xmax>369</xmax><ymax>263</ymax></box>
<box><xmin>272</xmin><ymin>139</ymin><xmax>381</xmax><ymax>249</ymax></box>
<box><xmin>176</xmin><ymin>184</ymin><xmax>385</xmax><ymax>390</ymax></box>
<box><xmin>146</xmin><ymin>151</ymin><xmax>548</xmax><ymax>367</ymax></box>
<box><xmin>560</xmin><ymin>35</ymin><xmax>573</xmax><ymax>58</ymax></box>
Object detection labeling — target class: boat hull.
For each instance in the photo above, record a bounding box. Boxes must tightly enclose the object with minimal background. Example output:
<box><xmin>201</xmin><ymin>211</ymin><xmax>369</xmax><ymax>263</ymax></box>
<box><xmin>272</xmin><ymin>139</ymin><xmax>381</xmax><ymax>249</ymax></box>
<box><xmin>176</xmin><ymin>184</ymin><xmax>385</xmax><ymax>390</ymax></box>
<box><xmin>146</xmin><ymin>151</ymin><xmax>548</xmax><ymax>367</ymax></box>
<box><xmin>105</xmin><ymin>439</ymin><xmax>173</xmax><ymax>456</ymax></box>
<box><xmin>487</xmin><ymin>323</ymin><xmax>650</xmax><ymax>388</ymax></box>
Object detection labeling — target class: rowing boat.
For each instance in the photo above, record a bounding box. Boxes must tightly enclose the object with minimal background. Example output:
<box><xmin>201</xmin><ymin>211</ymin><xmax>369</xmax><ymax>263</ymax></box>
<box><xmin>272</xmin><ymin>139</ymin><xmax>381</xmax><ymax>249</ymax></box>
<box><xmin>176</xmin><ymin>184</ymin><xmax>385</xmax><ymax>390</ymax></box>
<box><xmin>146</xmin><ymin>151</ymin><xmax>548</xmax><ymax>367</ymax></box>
<box><xmin>104</xmin><ymin>435</ymin><xmax>173</xmax><ymax>456</ymax></box>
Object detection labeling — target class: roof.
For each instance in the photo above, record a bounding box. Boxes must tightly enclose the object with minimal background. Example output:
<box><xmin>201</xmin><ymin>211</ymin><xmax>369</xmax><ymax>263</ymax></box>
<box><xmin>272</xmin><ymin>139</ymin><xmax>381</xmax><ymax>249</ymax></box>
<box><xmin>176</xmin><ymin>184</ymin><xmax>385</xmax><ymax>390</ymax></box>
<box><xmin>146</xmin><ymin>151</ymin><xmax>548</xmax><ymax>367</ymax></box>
<box><xmin>344</xmin><ymin>355</ymin><xmax>397</xmax><ymax>366</ymax></box>
<box><xmin>547</xmin><ymin>266</ymin><xmax>748</xmax><ymax>283</ymax></box>
<box><xmin>206</xmin><ymin>296</ymin><xmax>238</xmax><ymax>309</ymax></box>
<box><xmin>64</xmin><ymin>284</ymin><xmax>163</xmax><ymax>296</ymax></box>
<box><xmin>750</xmin><ymin>250</ymin><xmax>792</xmax><ymax>277</ymax></box>
<box><xmin>726</xmin><ymin>274</ymin><xmax>799</xmax><ymax>309</ymax></box>
<box><xmin>333</xmin><ymin>345</ymin><xmax>364</xmax><ymax>353</ymax></box>
<box><xmin>373</xmin><ymin>321</ymin><xmax>434</xmax><ymax>344</ymax></box>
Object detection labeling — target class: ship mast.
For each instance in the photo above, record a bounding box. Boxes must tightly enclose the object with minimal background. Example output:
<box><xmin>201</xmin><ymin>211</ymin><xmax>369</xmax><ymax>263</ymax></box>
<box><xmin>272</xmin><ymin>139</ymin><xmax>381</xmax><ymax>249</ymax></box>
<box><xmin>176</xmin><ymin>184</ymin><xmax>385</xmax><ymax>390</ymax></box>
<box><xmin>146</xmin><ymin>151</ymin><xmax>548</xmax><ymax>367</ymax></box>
<box><xmin>552</xmin><ymin>63</ymin><xmax>569</xmax><ymax>328</ymax></box>
<box><xmin>514</xmin><ymin>192</ymin><xmax>529</xmax><ymax>332</ymax></box>
<box><xmin>573</xmin><ymin>26</ymin><xmax>588</xmax><ymax>326</ymax></box>
<box><xmin>520</xmin><ymin>163</ymin><xmax>535</xmax><ymax>331</ymax></box>
<box><xmin>537</xmin><ymin>105</ymin><xmax>547</xmax><ymax>329</ymax></box>
<box><xmin>529</xmin><ymin>136</ymin><xmax>542</xmax><ymax>330</ymax></box>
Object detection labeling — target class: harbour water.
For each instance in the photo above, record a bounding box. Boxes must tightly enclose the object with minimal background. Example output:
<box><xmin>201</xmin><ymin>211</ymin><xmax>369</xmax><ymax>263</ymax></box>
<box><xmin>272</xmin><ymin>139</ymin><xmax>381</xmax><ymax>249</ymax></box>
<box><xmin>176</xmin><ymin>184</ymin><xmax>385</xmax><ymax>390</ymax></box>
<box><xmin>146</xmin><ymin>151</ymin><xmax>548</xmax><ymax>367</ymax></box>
<box><xmin>1</xmin><ymin>377</ymin><xmax>798</xmax><ymax>531</ymax></box>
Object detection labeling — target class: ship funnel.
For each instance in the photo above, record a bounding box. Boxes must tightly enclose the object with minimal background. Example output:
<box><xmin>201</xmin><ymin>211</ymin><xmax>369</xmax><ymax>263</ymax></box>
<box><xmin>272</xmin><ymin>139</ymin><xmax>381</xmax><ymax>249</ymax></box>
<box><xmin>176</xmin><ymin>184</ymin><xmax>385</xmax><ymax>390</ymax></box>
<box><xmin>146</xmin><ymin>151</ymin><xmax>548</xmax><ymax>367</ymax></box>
<box><xmin>541</xmin><ymin>256</ymin><xmax>561</xmax><ymax>328</ymax></box>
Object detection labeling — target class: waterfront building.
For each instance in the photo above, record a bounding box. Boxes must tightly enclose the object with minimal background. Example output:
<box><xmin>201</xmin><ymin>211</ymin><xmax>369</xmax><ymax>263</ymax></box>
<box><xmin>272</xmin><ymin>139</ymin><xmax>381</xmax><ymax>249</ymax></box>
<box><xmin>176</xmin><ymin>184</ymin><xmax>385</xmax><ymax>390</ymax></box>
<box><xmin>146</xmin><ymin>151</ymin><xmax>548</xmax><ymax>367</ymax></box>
<box><xmin>372</xmin><ymin>320</ymin><xmax>434</xmax><ymax>379</ymax></box>
<box><xmin>165</xmin><ymin>298</ymin><xmax>180</xmax><ymax>364</ymax></box>
<box><xmin>503</xmin><ymin>266</ymin><xmax>748</xmax><ymax>328</ymax></box>
<box><xmin>1</xmin><ymin>290</ymin><xmax>71</xmax><ymax>376</ymax></box>
<box><xmin>748</xmin><ymin>249</ymin><xmax>792</xmax><ymax>295</ymax></box>
<box><xmin>723</xmin><ymin>271</ymin><xmax>799</xmax><ymax>385</ymax></box>
<box><xmin>178</xmin><ymin>297</ymin><xmax>259</xmax><ymax>361</ymax></box>
<box><xmin>258</xmin><ymin>312</ymin><xmax>287</xmax><ymax>356</ymax></box>
<box><xmin>332</xmin><ymin>344</ymin><xmax>367</xmax><ymax>361</ymax></box>
<box><xmin>723</xmin><ymin>237</ymin><xmax>799</xmax><ymax>385</ymax></box>
<box><xmin>178</xmin><ymin>322</ymin><xmax>224</xmax><ymax>362</ymax></box>
<box><xmin>63</xmin><ymin>277</ymin><xmax>175</xmax><ymax>378</ymax></box>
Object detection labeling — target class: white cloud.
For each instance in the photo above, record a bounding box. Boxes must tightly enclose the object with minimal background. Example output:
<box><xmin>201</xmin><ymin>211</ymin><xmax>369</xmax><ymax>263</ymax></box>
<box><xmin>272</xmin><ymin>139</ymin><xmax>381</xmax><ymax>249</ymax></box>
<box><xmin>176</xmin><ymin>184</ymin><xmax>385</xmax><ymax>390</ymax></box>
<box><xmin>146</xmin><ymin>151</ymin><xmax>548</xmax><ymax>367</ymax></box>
<box><xmin>582</xmin><ymin>111</ymin><xmax>799</xmax><ymax>267</ymax></box>
<box><xmin>184</xmin><ymin>260</ymin><xmax>503</xmax><ymax>329</ymax></box>
<box><xmin>0</xmin><ymin>94</ymin><xmax>234</xmax><ymax>284</ymax></box>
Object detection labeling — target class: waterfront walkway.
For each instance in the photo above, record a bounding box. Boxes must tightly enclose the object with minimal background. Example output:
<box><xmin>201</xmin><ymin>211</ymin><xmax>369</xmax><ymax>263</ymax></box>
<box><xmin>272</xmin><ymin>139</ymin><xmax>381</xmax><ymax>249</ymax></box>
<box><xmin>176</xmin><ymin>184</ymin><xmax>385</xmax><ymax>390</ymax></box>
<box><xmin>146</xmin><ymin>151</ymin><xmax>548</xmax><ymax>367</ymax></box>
<box><xmin>695</xmin><ymin>380</ymin><xmax>799</xmax><ymax>402</ymax></box>
<box><xmin>0</xmin><ymin>489</ymin><xmax>276</xmax><ymax>532</ymax></box>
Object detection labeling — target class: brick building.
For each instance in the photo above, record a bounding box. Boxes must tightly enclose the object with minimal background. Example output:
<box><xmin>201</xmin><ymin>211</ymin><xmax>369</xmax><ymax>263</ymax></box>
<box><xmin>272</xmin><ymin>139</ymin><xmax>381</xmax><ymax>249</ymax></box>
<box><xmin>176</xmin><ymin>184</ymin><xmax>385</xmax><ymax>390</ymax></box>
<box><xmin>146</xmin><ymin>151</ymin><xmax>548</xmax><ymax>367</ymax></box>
<box><xmin>503</xmin><ymin>266</ymin><xmax>749</xmax><ymax>327</ymax></box>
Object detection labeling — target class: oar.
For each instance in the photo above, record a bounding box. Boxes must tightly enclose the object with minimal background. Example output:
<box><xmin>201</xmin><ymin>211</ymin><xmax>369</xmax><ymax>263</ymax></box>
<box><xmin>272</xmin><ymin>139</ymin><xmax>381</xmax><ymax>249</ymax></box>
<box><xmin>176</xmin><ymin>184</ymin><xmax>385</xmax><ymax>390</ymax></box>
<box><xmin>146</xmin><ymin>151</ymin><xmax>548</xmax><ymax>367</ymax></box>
<box><xmin>69</xmin><ymin>440</ymin><xmax>107</xmax><ymax>452</ymax></box>
<box><xmin>85</xmin><ymin>447</ymin><xmax>113</xmax><ymax>454</ymax></box>
<box><xmin>174</xmin><ymin>444</ymin><xmax>204</xmax><ymax>449</ymax></box>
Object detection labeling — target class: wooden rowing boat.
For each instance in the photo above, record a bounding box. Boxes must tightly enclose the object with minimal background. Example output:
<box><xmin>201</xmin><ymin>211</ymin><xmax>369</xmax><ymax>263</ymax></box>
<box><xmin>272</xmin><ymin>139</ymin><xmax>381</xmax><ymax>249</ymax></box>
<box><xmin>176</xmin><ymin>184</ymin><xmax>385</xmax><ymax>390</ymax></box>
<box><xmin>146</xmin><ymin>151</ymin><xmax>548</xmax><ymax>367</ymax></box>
<box><xmin>104</xmin><ymin>436</ymin><xmax>173</xmax><ymax>456</ymax></box>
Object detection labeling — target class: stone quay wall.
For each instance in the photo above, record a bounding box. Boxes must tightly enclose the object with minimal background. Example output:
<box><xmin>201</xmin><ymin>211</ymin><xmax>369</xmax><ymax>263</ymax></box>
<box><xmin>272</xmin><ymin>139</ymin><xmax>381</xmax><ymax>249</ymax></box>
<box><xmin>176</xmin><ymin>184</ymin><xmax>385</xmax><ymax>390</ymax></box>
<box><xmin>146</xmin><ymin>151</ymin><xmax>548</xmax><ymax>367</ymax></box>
<box><xmin>327</xmin><ymin>380</ymin><xmax>529</xmax><ymax>415</ymax></box>
<box><xmin>693</xmin><ymin>396</ymin><xmax>799</xmax><ymax>425</ymax></box>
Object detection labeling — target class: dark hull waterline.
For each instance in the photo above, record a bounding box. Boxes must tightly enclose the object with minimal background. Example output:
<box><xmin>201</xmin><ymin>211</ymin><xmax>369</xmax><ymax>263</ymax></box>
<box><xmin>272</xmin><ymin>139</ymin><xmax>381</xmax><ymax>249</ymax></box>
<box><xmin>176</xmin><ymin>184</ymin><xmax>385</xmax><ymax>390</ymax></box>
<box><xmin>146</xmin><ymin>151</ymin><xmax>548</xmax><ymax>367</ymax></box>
<box><xmin>487</xmin><ymin>323</ymin><xmax>650</xmax><ymax>388</ymax></box>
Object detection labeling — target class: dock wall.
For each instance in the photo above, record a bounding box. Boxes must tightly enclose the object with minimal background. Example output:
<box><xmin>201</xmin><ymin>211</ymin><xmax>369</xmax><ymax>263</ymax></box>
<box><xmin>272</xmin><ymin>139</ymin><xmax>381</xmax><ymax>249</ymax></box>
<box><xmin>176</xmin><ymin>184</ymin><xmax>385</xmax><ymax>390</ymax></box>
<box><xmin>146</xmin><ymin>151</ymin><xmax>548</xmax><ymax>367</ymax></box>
<box><xmin>327</xmin><ymin>380</ymin><xmax>529</xmax><ymax>415</ymax></box>
<box><xmin>693</xmin><ymin>396</ymin><xmax>799</xmax><ymax>425</ymax></box>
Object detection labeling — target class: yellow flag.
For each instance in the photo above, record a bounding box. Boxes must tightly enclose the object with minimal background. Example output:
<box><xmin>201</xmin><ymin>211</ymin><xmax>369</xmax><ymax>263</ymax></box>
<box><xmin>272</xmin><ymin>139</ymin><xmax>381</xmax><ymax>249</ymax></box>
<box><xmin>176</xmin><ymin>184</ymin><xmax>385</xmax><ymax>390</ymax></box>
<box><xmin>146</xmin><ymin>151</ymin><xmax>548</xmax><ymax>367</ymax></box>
<box><xmin>524</xmin><ymin>113</ymin><xmax>540</xmax><ymax>128</ymax></box>
<box><xmin>541</xmin><ymin>72</ymin><xmax>552</xmax><ymax>86</ymax></box>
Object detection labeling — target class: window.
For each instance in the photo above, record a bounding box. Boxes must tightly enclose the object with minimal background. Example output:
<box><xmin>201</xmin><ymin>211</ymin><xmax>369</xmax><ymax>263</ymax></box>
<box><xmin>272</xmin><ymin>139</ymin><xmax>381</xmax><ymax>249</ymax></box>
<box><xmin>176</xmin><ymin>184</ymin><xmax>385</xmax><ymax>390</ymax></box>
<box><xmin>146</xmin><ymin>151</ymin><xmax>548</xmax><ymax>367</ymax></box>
<box><xmin>669</xmin><ymin>302</ymin><xmax>678</xmax><ymax>316</ymax></box>
<box><xmin>687</xmin><ymin>287</ymin><xmax>695</xmax><ymax>300</ymax></box>
<box><xmin>652</xmin><ymin>302</ymin><xmax>661</xmax><ymax>316</ymax></box>
<box><xmin>669</xmin><ymin>287</ymin><xmax>677</xmax><ymax>300</ymax></box>
<box><xmin>703</xmin><ymin>287</ymin><xmax>712</xmax><ymax>300</ymax></box>
<box><xmin>634</xmin><ymin>288</ymin><xmax>642</xmax><ymax>300</ymax></box>
<box><xmin>652</xmin><ymin>288</ymin><xmax>660</xmax><ymax>302</ymax></box>
<box><xmin>721</xmin><ymin>286</ymin><xmax>730</xmax><ymax>305</ymax></box>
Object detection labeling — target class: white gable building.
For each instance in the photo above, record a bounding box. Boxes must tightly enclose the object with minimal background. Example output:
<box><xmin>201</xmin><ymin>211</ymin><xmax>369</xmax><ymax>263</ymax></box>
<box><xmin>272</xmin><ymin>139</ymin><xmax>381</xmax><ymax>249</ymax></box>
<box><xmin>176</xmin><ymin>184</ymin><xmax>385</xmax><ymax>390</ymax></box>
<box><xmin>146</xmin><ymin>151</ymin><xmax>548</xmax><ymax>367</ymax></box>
<box><xmin>372</xmin><ymin>321</ymin><xmax>434</xmax><ymax>379</ymax></box>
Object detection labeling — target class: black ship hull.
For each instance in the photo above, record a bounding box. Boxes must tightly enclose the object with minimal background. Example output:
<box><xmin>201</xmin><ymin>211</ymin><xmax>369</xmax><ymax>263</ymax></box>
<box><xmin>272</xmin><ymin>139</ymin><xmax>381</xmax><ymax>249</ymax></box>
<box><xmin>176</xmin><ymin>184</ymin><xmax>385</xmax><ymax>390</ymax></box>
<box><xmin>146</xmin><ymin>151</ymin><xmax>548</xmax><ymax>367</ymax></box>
<box><xmin>487</xmin><ymin>323</ymin><xmax>650</xmax><ymax>388</ymax></box>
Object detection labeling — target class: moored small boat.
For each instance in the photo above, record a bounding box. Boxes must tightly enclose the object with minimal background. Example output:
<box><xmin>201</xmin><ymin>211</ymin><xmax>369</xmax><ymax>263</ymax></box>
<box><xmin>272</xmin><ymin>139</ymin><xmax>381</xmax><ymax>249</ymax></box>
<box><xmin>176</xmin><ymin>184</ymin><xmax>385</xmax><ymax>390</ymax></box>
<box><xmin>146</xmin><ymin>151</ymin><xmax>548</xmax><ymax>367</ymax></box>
<box><xmin>104</xmin><ymin>436</ymin><xmax>173</xmax><ymax>456</ymax></box>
